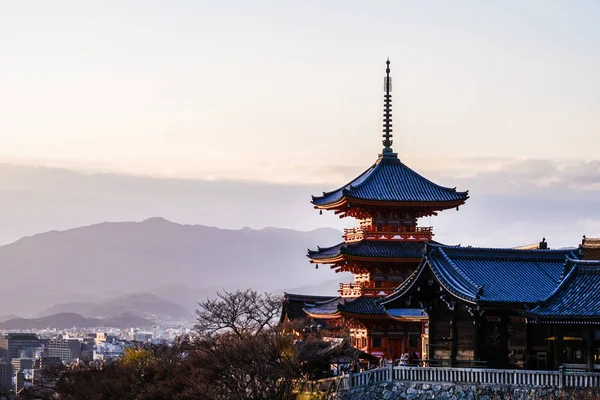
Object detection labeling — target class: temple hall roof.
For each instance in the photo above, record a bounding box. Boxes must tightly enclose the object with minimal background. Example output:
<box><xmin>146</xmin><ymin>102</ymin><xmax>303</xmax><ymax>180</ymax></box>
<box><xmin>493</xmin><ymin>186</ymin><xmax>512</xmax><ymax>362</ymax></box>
<box><xmin>308</xmin><ymin>240</ymin><xmax>428</xmax><ymax>262</ymax></box>
<box><xmin>303</xmin><ymin>296</ymin><xmax>388</xmax><ymax>318</ymax></box>
<box><xmin>280</xmin><ymin>293</ymin><xmax>338</xmax><ymax>323</ymax></box>
<box><xmin>382</xmin><ymin>243</ymin><xmax>580</xmax><ymax>306</ymax></box>
<box><xmin>303</xmin><ymin>297</ymin><xmax>345</xmax><ymax>319</ymax></box>
<box><xmin>311</xmin><ymin>155</ymin><xmax>469</xmax><ymax>209</ymax></box>
<box><xmin>524</xmin><ymin>259</ymin><xmax>600</xmax><ymax>322</ymax></box>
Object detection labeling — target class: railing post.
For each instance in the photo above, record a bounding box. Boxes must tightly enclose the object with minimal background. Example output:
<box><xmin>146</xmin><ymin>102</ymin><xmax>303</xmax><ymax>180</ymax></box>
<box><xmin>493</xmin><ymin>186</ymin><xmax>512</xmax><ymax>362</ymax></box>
<box><xmin>348</xmin><ymin>372</ymin><xmax>353</xmax><ymax>390</ymax></box>
<box><xmin>558</xmin><ymin>366</ymin><xmax>564</xmax><ymax>389</ymax></box>
<box><xmin>388</xmin><ymin>364</ymin><xmax>394</xmax><ymax>381</ymax></box>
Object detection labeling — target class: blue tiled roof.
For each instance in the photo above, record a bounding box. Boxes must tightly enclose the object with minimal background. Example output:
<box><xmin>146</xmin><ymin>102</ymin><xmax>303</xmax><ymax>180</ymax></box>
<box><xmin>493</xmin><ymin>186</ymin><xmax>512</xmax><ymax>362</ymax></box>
<box><xmin>303</xmin><ymin>296</ymin><xmax>387</xmax><ymax>317</ymax></box>
<box><xmin>525</xmin><ymin>259</ymin><xmax>600</xmax><ymax>321</ymax></box>
<box><xmin>281</xmin><ymin>293</ymin><xmax>339</xmax><ymax>322</ymax></box>
<box><xmin>311</xmin><ymin>155</ymin><xmax>468</xmax><ymax>207</ymax></box>
<box><xmin>308</xmin><ymin>240</ymin><xmax>428</xmax><ymax>261</ymax></box>
<box><xmin>303</xmin><ymin>297</ymin><xmax>344</xmax><ymax>317</ymax></box>
<box><xmin>338</xmin><ymin>296</ymin><xmax>386</xmax><ymax>316</ymax></box>
<box><xmin>383</xmin><ymin>244</ymin><xmax>579</xmax><ymax>306</ymax></box>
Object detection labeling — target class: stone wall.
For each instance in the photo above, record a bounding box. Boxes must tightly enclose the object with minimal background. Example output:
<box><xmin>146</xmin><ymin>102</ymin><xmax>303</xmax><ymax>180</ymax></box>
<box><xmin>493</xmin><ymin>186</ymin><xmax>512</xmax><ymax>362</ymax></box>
<box><xmin>331</xmin><ymin>382</ymin><xmax>600</xmax><ymax>400</ymax></box>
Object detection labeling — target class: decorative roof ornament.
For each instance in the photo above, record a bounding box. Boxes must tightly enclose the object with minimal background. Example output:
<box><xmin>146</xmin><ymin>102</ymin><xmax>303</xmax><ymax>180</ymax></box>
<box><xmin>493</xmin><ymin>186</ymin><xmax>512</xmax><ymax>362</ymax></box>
<box><xmin>382</xmin><ymin>58</ymin><xmax>394</xmax><ymax>157</ymax></box>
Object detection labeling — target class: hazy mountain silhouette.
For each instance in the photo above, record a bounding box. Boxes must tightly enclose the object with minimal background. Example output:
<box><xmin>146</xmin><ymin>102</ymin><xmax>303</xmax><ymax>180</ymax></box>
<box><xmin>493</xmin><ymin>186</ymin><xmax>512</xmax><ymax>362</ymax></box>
<box><xmin>35</xmin><ymin>293</ymin><xmax>193</xmax><ymax>320</ymax></box>
<box><xmin>0</xmin><ymin>312</ymin><xmax>153</xmax><ymax>329</ymax></box>
<box><xmin>0</xmin><ymin>315</ymin><xmax>21</xmax><ymax>323</ymax></box>
<box><xmin>0</xmin><ymin>219</ymin><xmax>341</xmax><ymax>316</ymax></box>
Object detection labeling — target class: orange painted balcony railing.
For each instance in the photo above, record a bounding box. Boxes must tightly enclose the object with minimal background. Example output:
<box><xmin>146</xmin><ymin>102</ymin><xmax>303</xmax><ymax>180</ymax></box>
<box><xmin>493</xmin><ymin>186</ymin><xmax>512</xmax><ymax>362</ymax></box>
<box><xmin>339</xmin><ymin>281</ymin><xmax>397</xmax><ymax>298</ymax></box>
<box><xmin>343</xmin><ymin>226</ymin><xmax>433</xmax><ymax>242</ymax></box>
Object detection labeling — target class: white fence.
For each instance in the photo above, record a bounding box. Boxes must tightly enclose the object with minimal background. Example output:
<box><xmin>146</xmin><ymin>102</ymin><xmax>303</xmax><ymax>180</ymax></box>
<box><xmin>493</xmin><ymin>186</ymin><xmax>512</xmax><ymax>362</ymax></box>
<box><xmin>297</xmin><ymin>366</ymin><xmax>600</xmax><ymax>394</ymax></box>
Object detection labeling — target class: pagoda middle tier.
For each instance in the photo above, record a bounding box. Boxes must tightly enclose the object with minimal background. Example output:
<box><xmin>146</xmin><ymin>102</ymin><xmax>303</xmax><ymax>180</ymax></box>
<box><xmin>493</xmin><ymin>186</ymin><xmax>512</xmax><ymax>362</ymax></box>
<box><xmin>308</xmin><ymin>240</ymin><xmax>432</xmax><ymax>298</ymax></box>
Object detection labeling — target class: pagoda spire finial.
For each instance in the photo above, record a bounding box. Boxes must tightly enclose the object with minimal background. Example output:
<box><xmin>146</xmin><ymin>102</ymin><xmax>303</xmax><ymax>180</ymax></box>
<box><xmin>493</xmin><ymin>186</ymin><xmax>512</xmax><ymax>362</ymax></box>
<box><xmin>382</xmin><ymin>58</ymin><xmax>395</xmax><ymax>157</ymax></box>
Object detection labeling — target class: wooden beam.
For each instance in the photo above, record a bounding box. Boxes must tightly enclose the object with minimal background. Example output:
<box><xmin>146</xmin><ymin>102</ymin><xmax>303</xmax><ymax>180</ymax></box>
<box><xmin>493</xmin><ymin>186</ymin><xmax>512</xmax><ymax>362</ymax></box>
<box><xmin>587</xmin><ymin>326</ymin><xmax>594</xmax><ymax>372</ymax></box>
<box><xmin>553</xmin><ymin>325</ymin><xmax>563</xmax><ymax>370</ymax></box>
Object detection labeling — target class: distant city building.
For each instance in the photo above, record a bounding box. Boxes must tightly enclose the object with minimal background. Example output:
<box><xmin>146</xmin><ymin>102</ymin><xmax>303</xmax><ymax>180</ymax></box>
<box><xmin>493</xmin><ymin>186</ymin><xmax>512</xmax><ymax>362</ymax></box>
<box><xmin>94</xmin><ymin>332</ymin><xmax>107</xmax><ymax>346</ymax></box>
<box><xmin>0</xmin><ymin>333</ymin><xmax>39</xmax><ymax>359</ymax></box>
<box><xmin>93</xmin><ymin>342</ymin><xmax>126</xmax><ymax>361</ymax></box>
<box><xmin>0</xmin><ymin>362</ymin><xmax>12</xmax><ymax>392</ymax></box>
<box><xmin>134</xmin><ymin>332</ymin><xmax>152</xmax><ymax>342</ymax></box>
<box><xmin>11</xmin><ymin>358</ymin><xmax>33</xmax><ymax>372</ymax></box>
<box><xmin>47</xmin><ymin>338</ymin><xmax>81</xmax><ymax>363</ymax></box>
<box><xmin>15</xmin><ymin>370</ymin><xmax>25</xmax><ymax>394</ymax></box>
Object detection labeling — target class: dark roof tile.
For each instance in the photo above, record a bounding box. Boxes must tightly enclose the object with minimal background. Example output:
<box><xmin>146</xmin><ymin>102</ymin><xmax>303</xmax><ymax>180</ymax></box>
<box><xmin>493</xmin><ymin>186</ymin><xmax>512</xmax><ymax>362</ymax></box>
<box><xmin>338</xmin><ymin>296</ymin><xmax>386</xmax><ymax>316</ymax></box>
<box><xmin>312</xmin><ymin>155</ymin><xmax>468</xmax><ymax>207</ymax></box>
<box><xmin>383</xmin><ymin>244</ymin><xmax>579</xmax><ymax>306</ymax></box>
<box><xmin>525</xmin><ymin>259</ymin><xmax>600</xmax><ymax>320</ymax></box>
<box><xmin>308</xmin><ymin>240</ymin><xmax>428</xmax><ymax>261</ymax></box>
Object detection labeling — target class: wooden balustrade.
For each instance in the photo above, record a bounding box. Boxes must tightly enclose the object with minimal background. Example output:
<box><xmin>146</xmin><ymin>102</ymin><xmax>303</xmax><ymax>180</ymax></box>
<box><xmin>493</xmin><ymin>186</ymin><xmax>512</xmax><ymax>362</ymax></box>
<box><xmin>343</xmin><ymin>225</ymin><xmax>433</xmax><ymax>242</ymax></box>
<box><xmin>339</xmin><ymin>281</ymin><xmax>396</xmax><ymax>297</ymax></box>
<box><xmin>295</xmin><ymin>366</ymin><xmax>600</xmax><ymax>394</ymax></box>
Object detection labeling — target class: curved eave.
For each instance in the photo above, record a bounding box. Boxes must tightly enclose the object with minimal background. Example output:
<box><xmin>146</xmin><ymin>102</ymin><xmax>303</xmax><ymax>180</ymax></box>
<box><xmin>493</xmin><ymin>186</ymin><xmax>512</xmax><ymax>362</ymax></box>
<box><xmin>309</xmin><ymin>255</ymin><xmax>422</xmax><ymax>264</ymax></box>
<box><xmin>304</xmin><ymin>310</ymin><xmax>342</xmax><ymax>319</ymax></box>
<box><xmin>385</xmin><ymin>312</ymin><xmax>428</xmax><ymax>322</ymax></box>
<box><xmin>312</xmin><ymin>197</ymin><xmax>469</xmax><ymax>211</ymax></box>
<box><xmin>525</xmin><ymin>316</ymin><xmax>600</xmax><ymax>325</ymax></box>
<box><xmin>430</xmin><ymin>265</ymin><xmax>479</xmax><ymax>305</ymax></box>
<box><xmin>308</xmin><ymin>255</ymin><xmax>345</xmax><ymax>264</ymax></box>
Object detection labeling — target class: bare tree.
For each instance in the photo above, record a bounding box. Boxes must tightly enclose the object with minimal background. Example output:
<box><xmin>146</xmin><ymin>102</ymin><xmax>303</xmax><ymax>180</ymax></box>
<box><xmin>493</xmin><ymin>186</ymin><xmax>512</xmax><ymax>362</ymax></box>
<box><xmin>195</xmin><ymin>289</ymin><xmax>282</xmax><ymax>337</ymax></box>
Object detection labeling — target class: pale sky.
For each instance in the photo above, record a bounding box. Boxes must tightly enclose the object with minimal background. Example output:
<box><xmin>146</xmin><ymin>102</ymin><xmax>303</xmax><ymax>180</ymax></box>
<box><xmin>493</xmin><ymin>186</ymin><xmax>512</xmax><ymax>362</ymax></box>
<box><xmin>1</xmin><ymin>1</ymin><xmax>599</xmax><ymax>183</ymax></box>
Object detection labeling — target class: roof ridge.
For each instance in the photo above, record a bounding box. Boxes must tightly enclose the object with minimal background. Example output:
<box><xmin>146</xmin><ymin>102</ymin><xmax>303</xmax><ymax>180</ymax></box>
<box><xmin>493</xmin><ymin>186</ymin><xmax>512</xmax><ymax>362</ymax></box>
<box><xmin>440</xmin><ymin>245</ymin><xmax>577</xmax><ymax>258</ymax></box>
<box><xmin>568</xmin><ymin>257</ymin><xmax>600</xmax><ymax>266</ymax></box>
<box><xmin>311</xmin><ymin>161</ymin><xmax>378</xmax><ymax>201</ymax></box>
<box><xmin>535</xmin><ymin>264</ymin><xmax>580</xmax><ymax>308</ymax></box>
<box><xmin>343</xmin><ymin>157</ymin><xmax>385</xmax><ymax>194</ymax></box>
<box><xmin>438</xmin><ymin>247</ymin><xmax>483</xmax><ymax>297</ymax></box>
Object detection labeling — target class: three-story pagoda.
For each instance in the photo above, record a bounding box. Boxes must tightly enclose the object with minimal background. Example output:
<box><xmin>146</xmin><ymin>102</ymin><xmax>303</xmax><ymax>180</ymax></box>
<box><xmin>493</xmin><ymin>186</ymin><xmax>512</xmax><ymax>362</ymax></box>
<box><xmin>305</xmin><ymin>60</ymin><xmax>469</xmax><ymax>359</ymax></box>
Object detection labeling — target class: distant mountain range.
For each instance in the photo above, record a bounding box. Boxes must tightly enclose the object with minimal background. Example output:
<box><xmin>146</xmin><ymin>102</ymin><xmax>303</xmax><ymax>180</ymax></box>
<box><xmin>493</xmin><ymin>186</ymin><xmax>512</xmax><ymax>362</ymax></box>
<box><xmin>0</xmin><ymin>218</ymin><xmax>343</xmax><ymax>318</ymax></box>
<box><xmin>35</xmin><ymin>293</ymin><xmax>193</xmax><ymax>320</ymax></box>
<box><xmin>0</xmin><ymin>312</ymin><xmax>153</xmax><ymax>330</ymax></box>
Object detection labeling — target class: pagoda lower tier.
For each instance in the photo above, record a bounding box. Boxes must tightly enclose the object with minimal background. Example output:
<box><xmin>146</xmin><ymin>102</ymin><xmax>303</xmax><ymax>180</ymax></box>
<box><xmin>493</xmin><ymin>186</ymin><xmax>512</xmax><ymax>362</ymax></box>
<box><xmin>303</xmin><ymin>296</ymin><xmax>428</xmax><ymax>359</ymax></box>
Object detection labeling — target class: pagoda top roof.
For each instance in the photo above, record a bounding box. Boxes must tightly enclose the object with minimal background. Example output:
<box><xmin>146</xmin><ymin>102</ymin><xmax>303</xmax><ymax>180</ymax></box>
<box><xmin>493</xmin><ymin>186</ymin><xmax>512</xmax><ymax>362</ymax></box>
<box><xmin>307</xmin><ymin>240</ymin><xmax>429</xmax><ymax>263</ymax></box>
<box><xmin>382</xmin><ymin>243</ymin><xmax>580</xmax><ymax>306</ymax></box>
<box><xmin>311</xmin><ymin>155</ymin><xmax>469</xmax><ymax>209</ymax></box>
<box><xmin>311</xmin><ymin>60</ymin><xmax>468</xmax><ymax>211</ymax></box>
<box><xmin>524</xmin><ymin>259</ymin><xmax>600</xmax><ymax>322</ymax></box>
